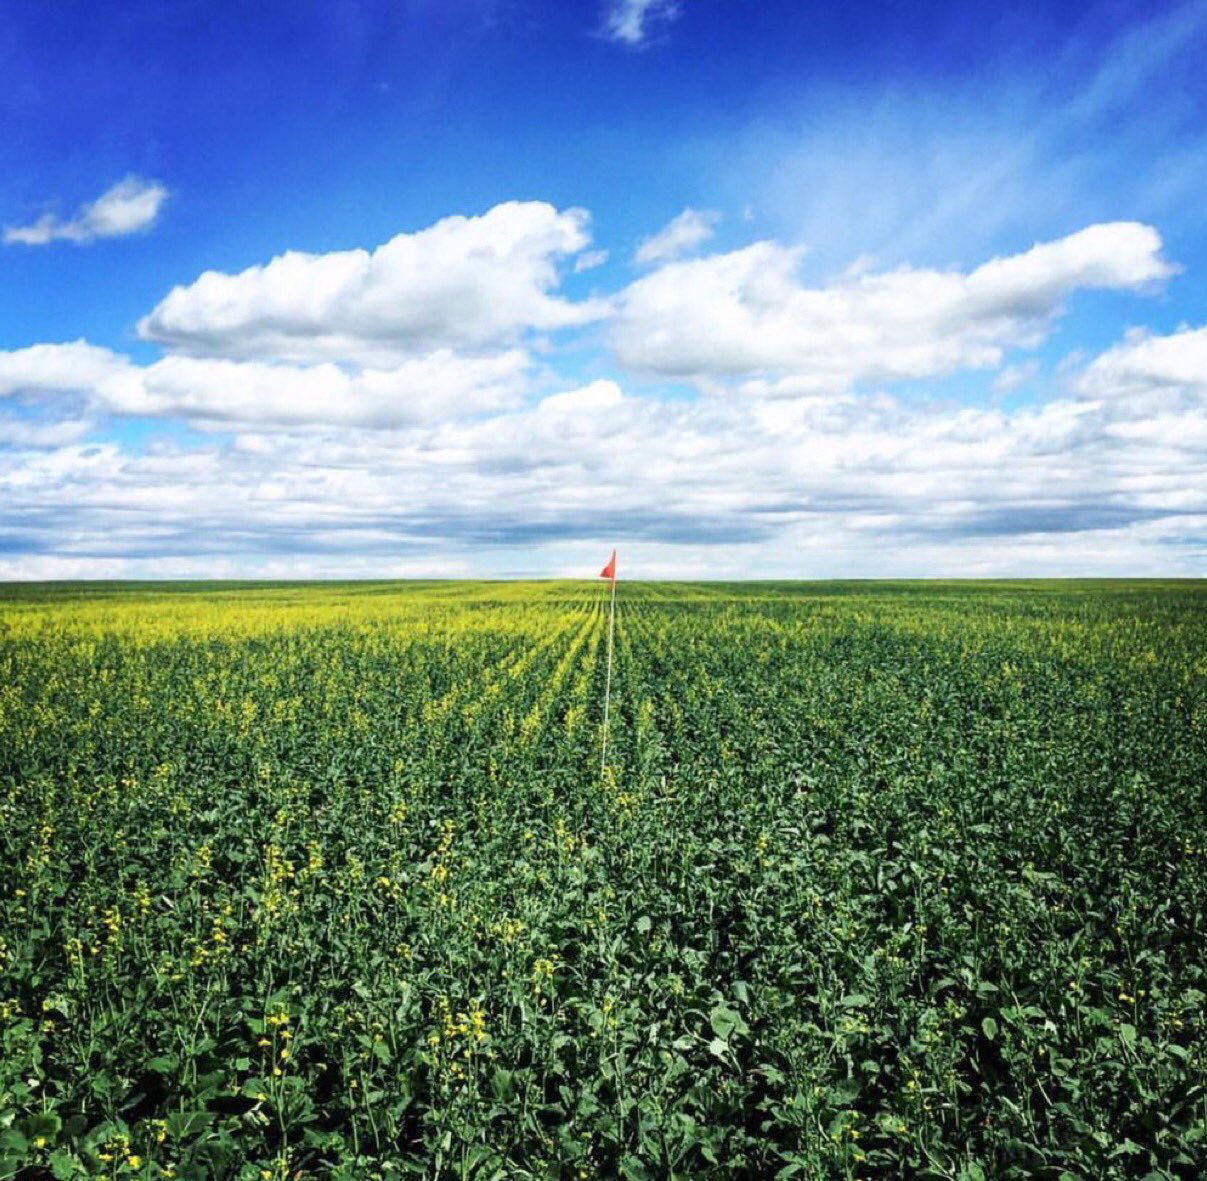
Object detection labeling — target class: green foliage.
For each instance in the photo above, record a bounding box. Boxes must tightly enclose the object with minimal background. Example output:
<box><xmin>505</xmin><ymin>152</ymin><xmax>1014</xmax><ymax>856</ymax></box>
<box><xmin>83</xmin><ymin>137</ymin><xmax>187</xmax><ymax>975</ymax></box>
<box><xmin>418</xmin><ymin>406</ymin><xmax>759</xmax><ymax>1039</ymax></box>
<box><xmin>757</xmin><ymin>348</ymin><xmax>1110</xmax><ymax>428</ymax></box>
<box><xmin>0</xmin><ymin>579</ymin><xmax>1204</xmax><ymax>1178</ymax></box>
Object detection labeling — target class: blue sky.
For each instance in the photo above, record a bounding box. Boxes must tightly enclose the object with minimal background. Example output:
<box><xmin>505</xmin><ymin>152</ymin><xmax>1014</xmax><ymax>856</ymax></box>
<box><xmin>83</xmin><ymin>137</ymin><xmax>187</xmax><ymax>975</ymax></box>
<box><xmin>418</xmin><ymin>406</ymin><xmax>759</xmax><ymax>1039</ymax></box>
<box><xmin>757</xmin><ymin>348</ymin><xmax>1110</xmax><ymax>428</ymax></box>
<box><xmin>0</xmin><ymin>0</ymin><xmax>1204</xmax><ymax>577</ymax></box>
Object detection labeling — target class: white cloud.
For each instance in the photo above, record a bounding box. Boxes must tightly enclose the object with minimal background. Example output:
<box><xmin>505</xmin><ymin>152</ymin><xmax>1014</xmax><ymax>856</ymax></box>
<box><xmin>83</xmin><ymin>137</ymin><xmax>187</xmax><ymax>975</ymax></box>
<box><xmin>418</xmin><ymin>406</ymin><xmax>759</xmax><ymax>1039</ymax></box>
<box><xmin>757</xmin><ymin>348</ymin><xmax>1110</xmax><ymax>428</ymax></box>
<box><xmin>613</xmin><ymin>222</ymin><xmax>1174</xmax><ymax>385</ymax></box>
<box><xmin>4</xmin><ymin>177</ymin><xmax>168</xmax><ymax>246</ymax></box>
<box><xmin>537</xmin><ymin>379</ymin><xmax>625</xmax><ymax>416</ymax></box>
<box><xmin>0</xmin><ymin>342</ymin><xmax>530</xmax><ymax>429</ymax></box>
<box><xmin>634</xmin><ymin>208</ymin><xmax>719</xmax><ymax>265</ymax></box>
<box><xmin>0</xmin><ymin>340</ymin><xmax>129</xmax><ymax>394</ymax></box>
<box><xmin>138</xmin><ymin>201</ymin><xmax>604</xmax><ymax>363</ymax></box>
<box><xmin>0</xmin><ymin>205</ymin><xmax>1200</xmax><ymax>577</ymax></box>
<box><xmin>2</xmin><ymin>322</ymin><xmax>1202</xmax><ymax>578</ymax></box>
<box><xmin>1</xmin><ymin>202</ymin><xmax>608</xmax><ymax>431</ymax></box>
<box><xmin>1077</xmin><ymin>324</ymin><xmax>1207</xmax><ymax>399</ymax></box>
<box><xmin>993</xmin><ymin>359</ymin><xmax>1041</xmax><ymax>393</ymax></box>
<box><xmin>0</xmin><ymin>412</ymin><xmax>93</xmax><ymax>449</ymax></box>
<box><xmin>1073</xmin><ymin>325</ymin><xmax>1207</xmax><ymax>458</ymax></box>
<box><xmin>133</xmin><ymin>351</ymin><xmax>529</xmax><ymax>427</ymax></box>
<box><xmin>603</xmin><ymin>0</ymin><xmax>680</xmax><ymax>46</ymax></box>
<box><xmin>574</xmin><ymin>249</ymin><xmax>610</xmax><ymax>273</ymax></box>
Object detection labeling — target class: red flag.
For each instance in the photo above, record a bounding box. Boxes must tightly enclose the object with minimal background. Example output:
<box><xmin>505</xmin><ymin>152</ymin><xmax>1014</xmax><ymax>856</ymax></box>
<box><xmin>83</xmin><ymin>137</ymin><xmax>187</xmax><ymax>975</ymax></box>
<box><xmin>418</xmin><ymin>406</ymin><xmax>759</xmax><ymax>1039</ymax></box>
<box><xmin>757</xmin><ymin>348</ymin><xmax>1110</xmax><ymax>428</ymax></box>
<box><xmin>600</xmin><ymin>549</ymin><xmax>617</xmax><ymax>582</ymax></box>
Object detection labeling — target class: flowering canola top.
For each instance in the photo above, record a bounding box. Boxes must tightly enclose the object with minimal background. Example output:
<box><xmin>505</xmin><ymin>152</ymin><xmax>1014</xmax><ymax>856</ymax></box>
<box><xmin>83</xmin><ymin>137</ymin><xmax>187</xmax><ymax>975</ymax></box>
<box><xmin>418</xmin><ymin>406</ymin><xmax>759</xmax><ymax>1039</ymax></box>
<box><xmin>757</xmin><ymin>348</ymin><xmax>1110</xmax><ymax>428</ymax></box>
<box><xmin>0</xmin><ymin>579</ymin><xmax>1204</xmax><ymax>1179</ymax></box>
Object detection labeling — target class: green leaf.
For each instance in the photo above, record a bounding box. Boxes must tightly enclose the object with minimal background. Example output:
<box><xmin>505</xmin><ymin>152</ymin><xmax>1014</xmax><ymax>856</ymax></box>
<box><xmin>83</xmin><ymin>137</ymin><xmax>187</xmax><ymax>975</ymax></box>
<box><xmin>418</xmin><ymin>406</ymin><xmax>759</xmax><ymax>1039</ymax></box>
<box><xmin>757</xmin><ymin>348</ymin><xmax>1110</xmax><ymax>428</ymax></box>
<box><xmin>21</xmin><ymin>1111</ymin><xmax>61</xmax><ymax>1140</ymax></box>
<box><xmin>165</xmin><ymin>1111</ymin><xmax>214</xmax><ymax>1140</ymax></box>
<box><xmin>49</xmin><ymin>1149</ymin><xmax>81</xmax><ymax>1180</ymax></box>
<box><xmin>491</xmin><ymin>1067</ymin><xmax>514</xmax><ymax>1102</ymax></box>
<box><xmin>710</xmin><ymin>1005</ymin><xmax>740</xmax><ymax>1039</ymax></box>
<box><xmin>619</xmin><ymin>1156</ymin><xmax>651</xmax><ymax>1181</ymax></box>
<box><xmin>982</xmin><ymin>1017</ymin><xmax>998</xmax><ymax>1041</ymax></box>
<box><xmin>828</xmin><ymin>1080</ymin><xmax>860</xmax><ymax>1105</ymax></box>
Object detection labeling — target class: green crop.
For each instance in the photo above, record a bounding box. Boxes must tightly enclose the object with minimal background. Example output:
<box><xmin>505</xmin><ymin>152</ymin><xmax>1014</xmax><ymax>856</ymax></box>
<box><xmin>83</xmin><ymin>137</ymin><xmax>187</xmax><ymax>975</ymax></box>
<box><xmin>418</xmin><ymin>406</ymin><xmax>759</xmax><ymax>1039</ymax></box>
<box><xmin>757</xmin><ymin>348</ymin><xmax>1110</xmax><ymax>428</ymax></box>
<box><xmin>0</xmin><ymin>580</ymin><xmax>1203</xmax><ymax>1179</ymax></box>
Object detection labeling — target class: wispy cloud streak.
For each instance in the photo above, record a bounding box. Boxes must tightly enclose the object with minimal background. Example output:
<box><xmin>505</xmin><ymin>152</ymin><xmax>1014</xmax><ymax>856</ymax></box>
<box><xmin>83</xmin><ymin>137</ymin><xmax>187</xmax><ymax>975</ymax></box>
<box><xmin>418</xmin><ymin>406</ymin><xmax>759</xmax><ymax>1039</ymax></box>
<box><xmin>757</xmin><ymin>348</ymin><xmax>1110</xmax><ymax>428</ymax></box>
<box><xmin>4</xmin><ymin>177</ymin><xmax>168</xmax><ymax>246</ymax></box>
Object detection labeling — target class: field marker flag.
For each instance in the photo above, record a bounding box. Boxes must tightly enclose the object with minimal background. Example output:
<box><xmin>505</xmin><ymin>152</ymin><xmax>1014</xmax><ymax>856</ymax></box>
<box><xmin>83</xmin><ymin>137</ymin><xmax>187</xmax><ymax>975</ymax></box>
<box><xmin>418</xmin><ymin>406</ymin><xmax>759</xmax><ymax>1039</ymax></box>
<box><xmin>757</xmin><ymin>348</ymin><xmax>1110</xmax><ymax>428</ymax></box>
<box><xmin>600</xmin><ymin>550</ymin><xmax>618</xmax><ymax>776</ymax></box>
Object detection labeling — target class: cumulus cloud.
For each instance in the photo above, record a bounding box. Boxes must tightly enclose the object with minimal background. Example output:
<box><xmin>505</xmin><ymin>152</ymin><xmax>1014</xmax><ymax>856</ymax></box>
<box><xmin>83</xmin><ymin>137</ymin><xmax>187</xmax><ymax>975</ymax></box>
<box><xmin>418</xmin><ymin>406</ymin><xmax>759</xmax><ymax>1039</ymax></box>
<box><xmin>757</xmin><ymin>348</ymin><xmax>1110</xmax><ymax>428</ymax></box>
<box><xmin>0</xmin><ymin>412</ymin><xmax>93</xmax><ymax>450</ymax></box>
<box><xmin>603</xmin><ymin>0</ymin><xmax>680</xmax><ymax>47</ymax></box>
<box><xmin>0</xmin><ymin>206</ymin><xmax>1200</xmax><ymax>577</ymax></box>
<box><xmin>1</xmin><ymin>201</ymin><xmax>615</xmax><ymax>432</ymax></box>
<box><xmin>1073</xmin><ymin>325</ymin><xmax>1207</xmax><ymax>456</ymax></box>
<box><xmin>613</xmin><ymin>222</ymin><xmax>1175</xmax><ymax>385</ymax></box>
<box><xmin>138</xmin><ymin>201</ymin><xmax>604</xmax><ymax>363</ymax></box>
<box><xmin>537</xmin><ymin>379</ymin><xmax>626</xmax><ymax>417</ymax></box>
<box><xmin>0</xmin><ymin>342</ymin><xmax>530</xmax><ymax>429</ymax></box>
<box><xmin>0</xmin><ymin>340</ymin><xmax>130</xmax><ymax>394</ymax></box>
<box><xmin>1077</xmin><ymin>324</ymin><xmax>1207</xmax><ymax>399</ymax></box>
<box><xmin>2</xmin><ymin>326</ymin><xmax>1202</xmax><ymax>578</ymax></box>
<box><xmin>4</xmin><ymin>177</ymin><xmax>168</xmax><ymax>246</ymax></box>
<box><xmin>634</xmin><ymin>208</ymin><xmax>719</xmax><ymax>265</ymax></box>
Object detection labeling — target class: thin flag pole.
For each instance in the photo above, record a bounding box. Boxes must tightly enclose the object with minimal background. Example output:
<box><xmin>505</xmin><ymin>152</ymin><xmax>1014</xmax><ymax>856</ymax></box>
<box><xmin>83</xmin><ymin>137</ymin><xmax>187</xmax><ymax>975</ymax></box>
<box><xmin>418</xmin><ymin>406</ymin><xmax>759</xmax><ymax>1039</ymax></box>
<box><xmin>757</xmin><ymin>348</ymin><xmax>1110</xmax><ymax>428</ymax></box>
<box><xmin>600</xmin><ymin>550</ymin><xmax>617</xmax><ymax>776</ymax></box>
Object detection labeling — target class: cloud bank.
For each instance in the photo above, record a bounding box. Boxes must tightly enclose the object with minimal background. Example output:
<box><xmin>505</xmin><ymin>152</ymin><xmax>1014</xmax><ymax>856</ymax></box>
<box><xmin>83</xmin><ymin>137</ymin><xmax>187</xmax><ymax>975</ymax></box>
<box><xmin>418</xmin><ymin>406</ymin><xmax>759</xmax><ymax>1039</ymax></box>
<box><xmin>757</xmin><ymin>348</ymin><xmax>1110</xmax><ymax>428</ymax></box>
<box><xmin>0</xmin><ymin>201</ymin><xmax>1202</xmax><ymax>578</ymax></box>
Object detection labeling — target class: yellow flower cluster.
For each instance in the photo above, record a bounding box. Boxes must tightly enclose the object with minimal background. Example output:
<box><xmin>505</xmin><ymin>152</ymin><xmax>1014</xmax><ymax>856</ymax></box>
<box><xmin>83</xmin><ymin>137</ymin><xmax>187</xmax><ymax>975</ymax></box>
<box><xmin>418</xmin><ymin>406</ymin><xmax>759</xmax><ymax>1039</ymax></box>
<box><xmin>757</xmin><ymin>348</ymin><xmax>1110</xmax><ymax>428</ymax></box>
<box><xmin>95</xmin><ymin>1131</ymin><xmax>142</xmax><ymax>1170</ymax></box>
<box><xmin>491</xmin><ymin>916</ymin><xmax>525</xmax><ymax>943</ymax></box>
<box><xmin>427</xmin><ymin>995</ymin><xmax>489</xmax><ymax>1079</ymax></box>
<box><xmin>531</xmin><ymin>954</ymin><xmax>559</xmax><ymax>997</ymax></box>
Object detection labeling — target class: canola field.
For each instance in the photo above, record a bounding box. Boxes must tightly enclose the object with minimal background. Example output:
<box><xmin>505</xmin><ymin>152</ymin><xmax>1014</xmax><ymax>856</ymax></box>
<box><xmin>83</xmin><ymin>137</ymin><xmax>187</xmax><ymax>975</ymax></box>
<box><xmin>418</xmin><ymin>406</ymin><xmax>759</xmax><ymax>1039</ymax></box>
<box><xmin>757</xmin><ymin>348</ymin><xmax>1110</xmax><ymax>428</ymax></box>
<box><xmin>0</xmin><ymin>579</ymin><xmax>1204</xmax><ymax>1181</ymax></box>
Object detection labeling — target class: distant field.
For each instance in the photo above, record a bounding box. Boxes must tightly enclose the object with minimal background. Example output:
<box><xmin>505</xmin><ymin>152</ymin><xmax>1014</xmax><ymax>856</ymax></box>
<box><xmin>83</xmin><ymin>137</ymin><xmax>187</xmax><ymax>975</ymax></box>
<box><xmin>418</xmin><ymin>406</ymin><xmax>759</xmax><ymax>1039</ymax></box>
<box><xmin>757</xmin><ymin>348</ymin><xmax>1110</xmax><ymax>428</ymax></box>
<box><xmin>0</xmin><ymin>581</ymin><xmax>1204</xmax><ymax>1179</ymax></box>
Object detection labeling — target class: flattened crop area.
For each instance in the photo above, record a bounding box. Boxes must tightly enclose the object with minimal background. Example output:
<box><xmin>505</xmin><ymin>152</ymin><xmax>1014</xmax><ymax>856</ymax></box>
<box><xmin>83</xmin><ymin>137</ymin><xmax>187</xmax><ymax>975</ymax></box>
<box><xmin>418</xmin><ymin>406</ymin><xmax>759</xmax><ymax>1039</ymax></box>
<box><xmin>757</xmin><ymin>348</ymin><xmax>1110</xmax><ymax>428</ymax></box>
<box><xmin>0</xmin><ymin>581</ymin><xmax>1204</xmax><ymax>1179</ymax></box>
